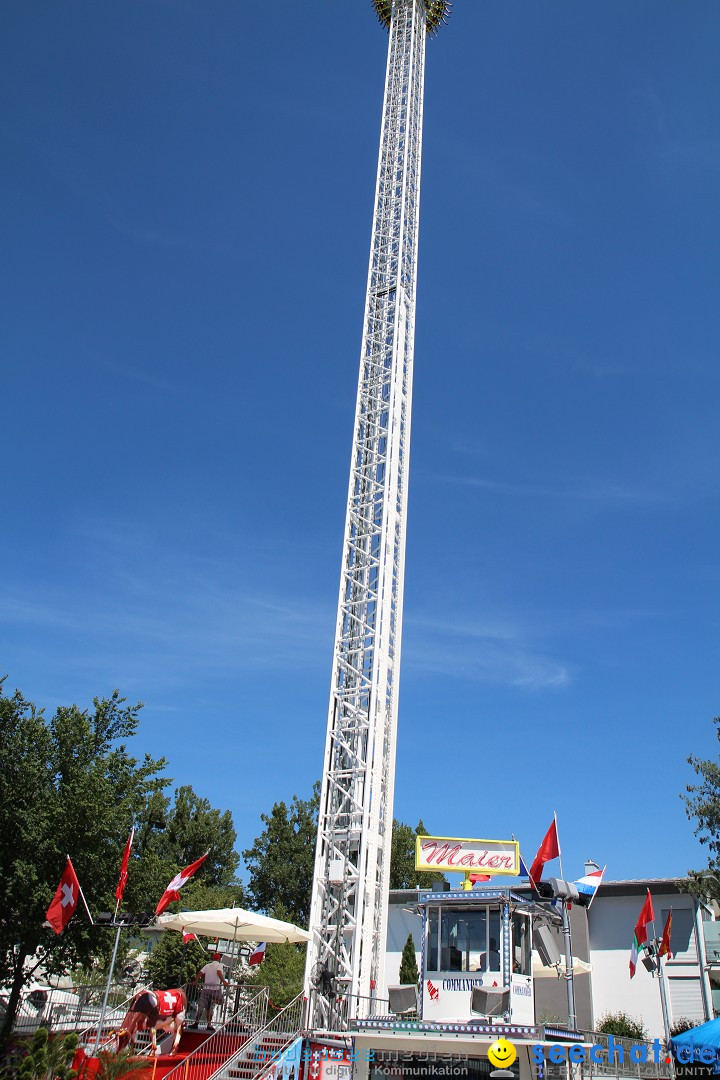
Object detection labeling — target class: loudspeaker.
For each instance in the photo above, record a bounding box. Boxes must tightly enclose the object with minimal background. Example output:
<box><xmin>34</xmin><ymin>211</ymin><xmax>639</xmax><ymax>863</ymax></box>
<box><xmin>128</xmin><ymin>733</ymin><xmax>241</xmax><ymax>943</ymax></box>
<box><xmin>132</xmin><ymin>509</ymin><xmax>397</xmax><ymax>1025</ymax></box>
<box><xmin>533</xmin><ymin>924</ymin><xmax>562</xmax><ymax>967</ymax></box>
<box><xmin>470</xmin><ymin>986</ymin><xmax>510</xmax><ymax>1018</ymax></box>
<box><xmin>388</xmin><ymin>985</ymin><xmax>419</xmax><ymax>1015</ymax></box>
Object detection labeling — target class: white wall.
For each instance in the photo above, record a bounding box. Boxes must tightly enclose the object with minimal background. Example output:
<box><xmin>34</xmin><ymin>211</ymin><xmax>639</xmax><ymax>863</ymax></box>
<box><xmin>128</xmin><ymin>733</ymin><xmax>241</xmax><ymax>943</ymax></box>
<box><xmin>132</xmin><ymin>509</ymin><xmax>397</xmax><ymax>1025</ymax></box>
<box><xmin>588</xmin><ymin>891</ymin><xmax>706</xmax><ymax>1037</ymax></box>
<box><xmin>385</xmin><ymin>903</ymin><xmax>422</xmax><ymax>990</ymax></box>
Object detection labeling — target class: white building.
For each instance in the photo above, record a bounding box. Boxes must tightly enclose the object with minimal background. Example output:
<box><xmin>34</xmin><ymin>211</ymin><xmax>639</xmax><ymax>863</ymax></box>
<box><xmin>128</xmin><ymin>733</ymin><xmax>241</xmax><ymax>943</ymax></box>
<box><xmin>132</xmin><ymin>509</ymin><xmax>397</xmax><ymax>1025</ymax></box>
<box><xmin>385</xmin><ymin>877</ymin><xmax>716</xmax><ymax>1037</ymax></box>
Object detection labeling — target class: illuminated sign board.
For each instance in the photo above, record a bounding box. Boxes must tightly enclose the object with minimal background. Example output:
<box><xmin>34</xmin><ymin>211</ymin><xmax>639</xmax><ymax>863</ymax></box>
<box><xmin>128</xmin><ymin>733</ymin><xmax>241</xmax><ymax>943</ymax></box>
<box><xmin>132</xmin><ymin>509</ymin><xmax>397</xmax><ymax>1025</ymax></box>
<box><xmin>415</xmin><ymin>835</ymin><xmax>519</xmax><ymax>876</ymax></box>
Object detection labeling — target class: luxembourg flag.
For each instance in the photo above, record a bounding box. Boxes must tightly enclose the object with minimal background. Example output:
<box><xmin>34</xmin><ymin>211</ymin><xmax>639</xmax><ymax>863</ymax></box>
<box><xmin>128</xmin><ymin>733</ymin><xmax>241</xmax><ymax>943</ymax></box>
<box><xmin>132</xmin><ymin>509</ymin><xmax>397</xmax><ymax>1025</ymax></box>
<box><xmin>249</xmin><ymin>942</ymin><xmax>266</xmax><ymax>966</ymax></box>
<box><xmin>572</xmin><ymin>866</ymin><xmax>605</xmax><ymax>907</ymax></box>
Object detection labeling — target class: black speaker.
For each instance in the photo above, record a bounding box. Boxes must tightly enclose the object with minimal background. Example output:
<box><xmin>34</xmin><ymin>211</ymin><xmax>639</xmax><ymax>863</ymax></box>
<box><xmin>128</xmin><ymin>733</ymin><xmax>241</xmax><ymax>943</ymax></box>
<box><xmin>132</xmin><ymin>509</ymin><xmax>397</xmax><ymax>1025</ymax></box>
<box><xmin>388</xmin><ymin>985</ymin><xmax>419</xmax><ymax>1014</ymax></box>
<box><xmin>470</xmin><ymin>985</ymin><xmax>510</xmax><ymax>1018</ymax></box>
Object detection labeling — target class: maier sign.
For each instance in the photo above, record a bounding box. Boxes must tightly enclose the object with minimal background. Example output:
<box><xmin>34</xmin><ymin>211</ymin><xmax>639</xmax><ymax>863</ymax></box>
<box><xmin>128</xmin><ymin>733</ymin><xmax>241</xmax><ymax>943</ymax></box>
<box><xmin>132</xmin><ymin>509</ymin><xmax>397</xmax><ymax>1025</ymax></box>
<box><xmin>415</xmin><ymin>835</ymin><xmax>519</xmax><ymax>876</ymax></box>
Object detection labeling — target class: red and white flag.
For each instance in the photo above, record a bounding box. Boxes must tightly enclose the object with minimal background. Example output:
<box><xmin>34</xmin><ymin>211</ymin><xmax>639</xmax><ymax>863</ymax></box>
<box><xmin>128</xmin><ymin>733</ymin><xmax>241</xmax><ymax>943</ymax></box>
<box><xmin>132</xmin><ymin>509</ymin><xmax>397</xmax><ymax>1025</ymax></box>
<box><xmin>155</xmin><ymin>852</ymin><xmax>209</xmax><ymax>915</ymax></box>
<box><xmin>248</xmin><ymin>942</ymin><xmax>266</xmax><ymax>966</ymax></box>
<box><xmin>115</xmin><ymin>827</ymin><xmax>134</xmax><ymax>905</ymax></box>
<box><xmin>183</xmin><ymin>929</ymin><xmax>199</xmax><ymax>944</ymax></box>
<box><xmin>45</xmin><ymin>857</ymin><xmax>81</xmax><ymax>935</ymax></box>
<box><xmin>529</xmin><ymin>819</ymin><xmax>560</xmax><ymax>884</ymax></box>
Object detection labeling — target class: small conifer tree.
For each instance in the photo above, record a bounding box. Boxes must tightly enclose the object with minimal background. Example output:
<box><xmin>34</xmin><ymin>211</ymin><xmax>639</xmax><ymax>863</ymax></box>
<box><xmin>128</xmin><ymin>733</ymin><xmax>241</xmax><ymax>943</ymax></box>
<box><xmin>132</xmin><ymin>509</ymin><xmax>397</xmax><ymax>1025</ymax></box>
<box><xmin>398</xmin><ymin>933</ymin><xmax>419</xmax><ymax>986</ymax></box>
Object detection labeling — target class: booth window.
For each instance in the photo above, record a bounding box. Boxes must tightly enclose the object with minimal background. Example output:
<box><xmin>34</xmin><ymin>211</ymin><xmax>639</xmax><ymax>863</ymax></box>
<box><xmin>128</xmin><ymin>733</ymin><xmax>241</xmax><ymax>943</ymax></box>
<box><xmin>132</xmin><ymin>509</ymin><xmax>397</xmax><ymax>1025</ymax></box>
<box><xmin>512</xmin><ymin>912</ymin><xmax>531</xmax><ymax>975</ymax></box>
<box><xmin>425</xmin><ymin>906</ymin><xmax>502</xmax><ymax>973</ymax></box>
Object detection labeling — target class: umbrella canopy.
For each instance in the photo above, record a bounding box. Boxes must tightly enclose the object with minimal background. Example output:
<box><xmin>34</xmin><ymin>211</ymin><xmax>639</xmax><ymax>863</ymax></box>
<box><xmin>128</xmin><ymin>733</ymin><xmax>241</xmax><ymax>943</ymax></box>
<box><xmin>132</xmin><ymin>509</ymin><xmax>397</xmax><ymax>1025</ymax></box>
<box><xmin>671</xmin><ymin>1017</ymin><xmax>720</xmax><ymax>1060</ymax></box>
<box><xmin>157</xmin><ymin>906</ymin><xmax>310</xmax><ymax>944</ymax></box>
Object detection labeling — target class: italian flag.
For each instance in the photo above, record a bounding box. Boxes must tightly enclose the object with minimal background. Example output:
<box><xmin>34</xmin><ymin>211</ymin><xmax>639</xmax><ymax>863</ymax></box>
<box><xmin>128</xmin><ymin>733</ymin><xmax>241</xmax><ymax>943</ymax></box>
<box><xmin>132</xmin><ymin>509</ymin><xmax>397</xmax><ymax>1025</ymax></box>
<box><xmin>629</xmin><ymin>889</ymin><xmax>654</xmax><ymax>978</ymax></box>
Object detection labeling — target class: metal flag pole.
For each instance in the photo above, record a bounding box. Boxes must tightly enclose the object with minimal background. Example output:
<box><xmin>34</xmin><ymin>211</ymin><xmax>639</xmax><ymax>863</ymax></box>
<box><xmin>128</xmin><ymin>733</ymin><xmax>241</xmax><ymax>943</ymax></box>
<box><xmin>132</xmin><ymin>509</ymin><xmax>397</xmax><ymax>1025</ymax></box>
<box><xmin>552</xmin><ymin>816</ymin><xmax>576</xmax><ymax>1030</ymax></box>
<box><xmin>93</xmin><ymin>922</ymin><xmax>123</xmax><ymax>1055</ymax></box>
<box><xmin>649</xmin><ymin>913</ymin><xmax>674</xmax><ymax>1071</ymax></box>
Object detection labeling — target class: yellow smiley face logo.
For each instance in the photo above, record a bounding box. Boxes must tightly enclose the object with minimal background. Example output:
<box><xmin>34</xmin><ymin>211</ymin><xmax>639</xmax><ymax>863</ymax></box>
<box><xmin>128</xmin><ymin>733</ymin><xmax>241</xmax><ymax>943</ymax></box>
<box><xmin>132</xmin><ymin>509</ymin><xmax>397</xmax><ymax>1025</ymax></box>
<box><xmin>488</xmin><ymin>1039</ymin><xmax>517</xmax><ymax>1069</ymax></box>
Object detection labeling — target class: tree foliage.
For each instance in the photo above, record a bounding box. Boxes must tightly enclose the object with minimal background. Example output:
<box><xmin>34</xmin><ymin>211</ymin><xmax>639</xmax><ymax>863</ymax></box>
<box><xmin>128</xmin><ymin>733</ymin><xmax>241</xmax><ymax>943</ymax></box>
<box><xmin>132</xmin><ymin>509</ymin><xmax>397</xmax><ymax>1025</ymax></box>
<box><xmin>243</xmin><ymin>788</ymin><xmax>442</xmax><ymax>928</ymax></box>
<box><xmin>684</xmin><ymin>717</ymin><xmax>720</xmax><ymax>898</ymax></box>
<box><xmin>0</xmin><ymin>678</ymin><xmax>243</xmax><ymax>1046</ymax></box>
<box><xmin>0</xmin><ymin>683</ymin><xmax>166</xmax><ymax>1045</ymax></box>
<box><xmin>146</xmin><ymin>931</ymin><xmax>209</xmax><ymax>990</ymax></box>
<box><xmin>390</xmin><ymin>820</ymin><xmax>445</xmax><ymax>890</ymax></box>
<box><xmin>597</xmin><ymin>1012</ymin><xmax>648</xmax><ymax>1040</ymax></box>
<box><xmin>398</xmin><ymin>933</ymin><xmax>419</xmax><ymax>985</ymax></box>
<box><xmin>243</xmin><ymin>785</ymin><xmax>319</xmax><ymax>926</ymax></box>
<box><xmin>243</xmin><ymin>945</ymin><xmax>305</xmax><ymax>1009</ymax></box>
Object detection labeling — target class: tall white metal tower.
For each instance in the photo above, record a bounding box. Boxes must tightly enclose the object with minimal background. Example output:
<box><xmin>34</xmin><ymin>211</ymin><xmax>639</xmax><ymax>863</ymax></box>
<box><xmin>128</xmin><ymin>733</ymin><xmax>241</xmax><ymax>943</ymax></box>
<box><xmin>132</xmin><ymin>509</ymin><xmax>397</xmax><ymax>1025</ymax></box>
<box><xmin>306</xmin><ymin>0</ymin><xmax>450</xmax><ymax>1026</ymax></box>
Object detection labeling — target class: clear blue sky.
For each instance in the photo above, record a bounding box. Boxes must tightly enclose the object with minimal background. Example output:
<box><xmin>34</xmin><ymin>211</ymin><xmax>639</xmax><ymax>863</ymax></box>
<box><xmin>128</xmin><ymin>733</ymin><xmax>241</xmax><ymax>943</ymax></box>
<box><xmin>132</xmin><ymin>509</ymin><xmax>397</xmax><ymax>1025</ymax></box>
<box><xmin>2</xmin><ymin>1</ymin><xmax>719</xmax><ymax>888</ymax></box>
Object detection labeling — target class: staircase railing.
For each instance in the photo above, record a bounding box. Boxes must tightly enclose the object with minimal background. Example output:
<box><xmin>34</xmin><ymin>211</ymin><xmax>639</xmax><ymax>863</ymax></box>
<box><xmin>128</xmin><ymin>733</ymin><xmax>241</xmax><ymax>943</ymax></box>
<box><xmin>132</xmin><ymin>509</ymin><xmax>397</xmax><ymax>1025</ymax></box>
<box><xmin>161</xmin><ymin>987</ymin><xmax>269</xmax><ymax>1080</ymax></box>
<box><xmin>207</xmin><ymin>992</ymin><xmax>305</xmax><ymax>1080</ymax></box>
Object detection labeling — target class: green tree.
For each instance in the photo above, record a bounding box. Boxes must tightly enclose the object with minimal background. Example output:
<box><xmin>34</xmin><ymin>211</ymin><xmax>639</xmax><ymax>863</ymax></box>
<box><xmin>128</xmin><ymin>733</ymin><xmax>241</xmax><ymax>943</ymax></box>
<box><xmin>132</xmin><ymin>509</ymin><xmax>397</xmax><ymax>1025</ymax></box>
<box><xmin>398</xmin><ymin>933</ymin><xmax>419</xmax><ymax>985</ymax></box>
<box><xmin>390</xmin><ymin>820</ymin><xmax>445</xmax><ymax>889</ymax></box>
<box><xmin>146</xmin><ymin>932</ymin><xmax>209</xmax><ymax>990</ymax></box>
<box><xmin>684</xmin><ymin>718</ymin><xmax>720</xmax><ymax>899</ymax></box>
<box><xmin>244</xmin><ymin>945</ymin><xmax>305</xmax><ymax>1009</ymax></box>
<box><xmin>122</xmin><ymin>785</ymin><xmax>244</xmax><ymax>917</ymax></box>
<box><xmin>597</xmin><ymin>1012</ymin><xmax>648</xmax><ymax>1040</ymax></box>
<box><xmin>0</xmin><ymin>683</ymin><xmax>166</xmax><ymax>1046</ymax></box>
<box><xmin>243</xmin><ymin>785</ymin><xmax>319</xmax><ymax>926</ymax></box>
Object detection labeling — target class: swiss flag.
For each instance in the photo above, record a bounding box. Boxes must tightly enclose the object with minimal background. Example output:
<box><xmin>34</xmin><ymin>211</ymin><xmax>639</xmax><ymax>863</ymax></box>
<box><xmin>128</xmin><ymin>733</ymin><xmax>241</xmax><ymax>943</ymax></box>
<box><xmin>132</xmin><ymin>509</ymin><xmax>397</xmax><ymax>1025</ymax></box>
<box><xmin>155</xmin><ymin>852</ymin><xmax>208</xmax><ymax>915</ymax></box>
<box><xmin>45</xmin><ymin>857</ymin><xmax>81</xmax><ymax>934</ymax></box>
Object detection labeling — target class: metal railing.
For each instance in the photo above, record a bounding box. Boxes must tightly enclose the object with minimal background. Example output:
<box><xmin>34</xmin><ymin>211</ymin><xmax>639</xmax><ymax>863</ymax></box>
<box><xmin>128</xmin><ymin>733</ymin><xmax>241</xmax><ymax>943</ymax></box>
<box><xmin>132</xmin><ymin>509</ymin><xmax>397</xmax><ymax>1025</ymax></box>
<box><xmin>0</xmin><ymin>983</ymin><xmax>134</xmax><ymax>1036</ymax></box>
<box><xmin>207</xmin><ymin>992</ymin><xmax>305</xmax><ymax>1080</ymax></box>
<box><xmin>572</xmin><ymin>1030</ymin><xmax>669</xmax><ymax>1080</ymax></box>
<box><xmin>160</xmin><ymin>987</ymin><xmax>269</xmax><ymax>1080</ymax></box>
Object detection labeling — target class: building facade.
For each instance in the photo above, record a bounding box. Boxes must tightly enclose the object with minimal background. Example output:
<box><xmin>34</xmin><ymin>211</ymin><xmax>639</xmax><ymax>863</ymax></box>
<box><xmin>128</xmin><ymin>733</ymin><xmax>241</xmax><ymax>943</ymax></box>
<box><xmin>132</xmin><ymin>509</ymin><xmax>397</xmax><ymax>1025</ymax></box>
<box><xmin>385</xmin><ymin>878</ymin><xmax>715</xmax><ymax>1037</ymax></box>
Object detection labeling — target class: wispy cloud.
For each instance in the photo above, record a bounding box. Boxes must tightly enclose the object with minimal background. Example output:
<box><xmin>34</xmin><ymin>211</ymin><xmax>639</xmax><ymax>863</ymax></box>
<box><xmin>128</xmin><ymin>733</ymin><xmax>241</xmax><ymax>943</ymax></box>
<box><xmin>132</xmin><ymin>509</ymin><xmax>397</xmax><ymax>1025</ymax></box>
<box><xmin>432</xmin><ymin>472</ymin><xmax>660</xmax><ymax>505</ymax></box>
<box><xmin>404</xmin><ymin>613</ymin><xmax>571</xmax><ymax>690</ymax></box>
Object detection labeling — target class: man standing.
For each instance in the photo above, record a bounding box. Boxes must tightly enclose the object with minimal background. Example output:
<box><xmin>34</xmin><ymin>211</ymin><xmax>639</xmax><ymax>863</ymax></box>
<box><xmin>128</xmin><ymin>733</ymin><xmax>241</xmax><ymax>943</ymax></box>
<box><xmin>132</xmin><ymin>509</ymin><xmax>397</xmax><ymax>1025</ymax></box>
<box><xmin>189</xmin><ymin>952</ymin><xmax>229</xmax><ymax>1032</ymax></box>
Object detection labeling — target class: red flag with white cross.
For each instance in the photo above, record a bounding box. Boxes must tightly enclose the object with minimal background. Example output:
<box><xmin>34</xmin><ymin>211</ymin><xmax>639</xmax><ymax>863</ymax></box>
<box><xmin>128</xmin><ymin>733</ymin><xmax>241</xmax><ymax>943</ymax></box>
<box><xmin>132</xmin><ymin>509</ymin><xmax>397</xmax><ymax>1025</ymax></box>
<box><xmin>45</xmin><ymin>857</ymin><xmax>81</xmax><ymax>934</ymax></box>
<box><xmin>155</xmin><ymin>852</ymin><xmax>209</xmax><ymax>915</ymax></box>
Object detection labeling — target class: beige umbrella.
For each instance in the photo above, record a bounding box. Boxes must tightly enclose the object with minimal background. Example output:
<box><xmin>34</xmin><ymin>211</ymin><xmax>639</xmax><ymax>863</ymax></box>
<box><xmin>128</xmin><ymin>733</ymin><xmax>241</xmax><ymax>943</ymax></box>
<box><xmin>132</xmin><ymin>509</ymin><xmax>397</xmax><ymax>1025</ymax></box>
<box><xmin>157</xmin><ymin>906</ymin><xmax>310</xmax><ymax>944</ymax></box>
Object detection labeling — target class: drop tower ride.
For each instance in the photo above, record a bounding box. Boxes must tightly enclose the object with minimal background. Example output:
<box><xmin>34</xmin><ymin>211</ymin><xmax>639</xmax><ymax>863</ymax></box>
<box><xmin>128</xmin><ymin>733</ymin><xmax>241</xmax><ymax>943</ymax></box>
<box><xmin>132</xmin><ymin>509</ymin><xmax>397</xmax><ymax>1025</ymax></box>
<box><xmin>305</xmin><ymin>0</ymin><xmax>451</xmax><ymax>1026</ymax></box>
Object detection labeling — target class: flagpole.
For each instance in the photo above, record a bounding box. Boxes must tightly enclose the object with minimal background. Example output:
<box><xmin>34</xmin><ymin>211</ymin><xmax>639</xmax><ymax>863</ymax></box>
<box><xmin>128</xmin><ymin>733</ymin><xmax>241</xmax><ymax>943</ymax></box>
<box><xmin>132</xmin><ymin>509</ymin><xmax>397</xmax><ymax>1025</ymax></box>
<box><xmin>69</xmin><ymin>856</ymin><xmax>95</xmax><ymax>926</ymax></box>
<box><xmin>93</xmin><ymin>923</ymin><xmax>122</xmax><ymax>1055</ymax></box>
<box><xmin>554</xmin><ymin>812</ymin><xmax>564</xmax><ymax>881</ymax></box>
<box><xmin>649</xmin><ymin>909</ymin><xmax>673</xmax><ymax>1065</ymax></box>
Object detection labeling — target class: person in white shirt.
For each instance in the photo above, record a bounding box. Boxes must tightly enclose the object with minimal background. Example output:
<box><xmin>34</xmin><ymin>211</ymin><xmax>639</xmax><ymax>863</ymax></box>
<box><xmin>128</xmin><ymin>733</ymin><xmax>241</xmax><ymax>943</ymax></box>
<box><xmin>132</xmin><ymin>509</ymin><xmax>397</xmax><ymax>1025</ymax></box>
<box><xmin>189</xmin><ymin>952</ymin><xmax>229</xmax><ymax>1031</ymax></box>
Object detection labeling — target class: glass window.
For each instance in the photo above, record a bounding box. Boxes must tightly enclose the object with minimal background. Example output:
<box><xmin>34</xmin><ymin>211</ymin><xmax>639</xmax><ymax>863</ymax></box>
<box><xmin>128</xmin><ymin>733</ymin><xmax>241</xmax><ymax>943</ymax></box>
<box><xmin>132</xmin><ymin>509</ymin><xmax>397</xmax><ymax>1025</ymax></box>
<box><xmin>426</xmin><ymin>907</ymin><xmax>439</xmax><ymax>972</ymax></box>
<box><xmin>512</xmin><ymin>913</ymin><xmax>531</xmax><ymax>975</ymax></box>
<box><xmin>432</xmin><ymin>906</ymin><xmax>503</xmax><ymax>973</ymax></box>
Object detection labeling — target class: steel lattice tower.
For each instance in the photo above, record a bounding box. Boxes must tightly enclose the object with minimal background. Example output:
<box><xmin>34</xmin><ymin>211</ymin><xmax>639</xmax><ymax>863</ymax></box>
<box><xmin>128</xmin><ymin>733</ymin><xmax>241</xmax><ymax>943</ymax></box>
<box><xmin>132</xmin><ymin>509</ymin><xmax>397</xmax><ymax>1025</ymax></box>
<box><xmin>306</xmin><ymin>0</ymin><xmax>450</xmax><ymax>1027</ymax></box>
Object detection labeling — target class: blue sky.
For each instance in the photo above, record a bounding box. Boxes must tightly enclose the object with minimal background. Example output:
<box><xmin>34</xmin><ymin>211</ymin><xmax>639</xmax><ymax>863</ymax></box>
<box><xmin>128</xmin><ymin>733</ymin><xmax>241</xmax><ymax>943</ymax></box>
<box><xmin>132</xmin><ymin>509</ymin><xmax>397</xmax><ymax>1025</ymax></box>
<box><xmin>2</xmin><ymin>0</ymin><xmax>719</xmax><ymax>888</ymax></box>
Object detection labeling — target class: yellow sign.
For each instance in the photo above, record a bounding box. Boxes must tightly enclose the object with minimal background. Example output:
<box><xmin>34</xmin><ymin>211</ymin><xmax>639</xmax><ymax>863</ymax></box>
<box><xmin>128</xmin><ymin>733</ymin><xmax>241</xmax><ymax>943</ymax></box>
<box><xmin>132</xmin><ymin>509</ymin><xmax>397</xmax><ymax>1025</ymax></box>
<box><xmin>415</xmin><ymin>835</ymin><xmax>519</xmax><ymax>876</ymax></box>
<box><xmin>488</xmin><ymin>1039</ymin><xmax>517</xmax><ymax>1068</ymax></box>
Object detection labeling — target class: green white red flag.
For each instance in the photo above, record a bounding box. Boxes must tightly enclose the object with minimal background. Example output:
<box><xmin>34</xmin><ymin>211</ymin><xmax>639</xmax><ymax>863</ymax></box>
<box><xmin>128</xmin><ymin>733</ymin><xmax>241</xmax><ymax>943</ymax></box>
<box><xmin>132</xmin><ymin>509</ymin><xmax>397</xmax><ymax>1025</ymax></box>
<box><xmin>630</xmin><ymin>889</ymin><xmax>654</xmax><ymax>978</ymax></box>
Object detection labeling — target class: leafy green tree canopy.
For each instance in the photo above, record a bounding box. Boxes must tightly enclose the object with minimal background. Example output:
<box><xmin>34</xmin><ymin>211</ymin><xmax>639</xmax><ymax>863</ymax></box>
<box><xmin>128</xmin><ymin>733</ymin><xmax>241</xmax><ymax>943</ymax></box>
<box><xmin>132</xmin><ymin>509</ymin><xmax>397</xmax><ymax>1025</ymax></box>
<box><xmin>243</xmin><ymin>784</ymin><xmax>319</xmax><ymax>926</ymax></box>
<box><xmin>0</xmin><ymin>678</ymin><xmax>244</xmax><ymax>1045</ymax></box>
<box><xmin>597</xmin><ymin>1012</ymin><xmax>648</xmax><ymax>1040</ymax></box>
<box><xmin>684</xmin><ymin>717</ymin><xmax>720</xmax><ymax>898</ymax></box>
<box><xmin>146</xmin><ymin>931</ymin><xmax>209</xmax><ymax>990</ymax></box>
<box><xmin>390</xmin><ymin>819</ymin><xmax>445</xmax><ymax>889</ymax></box>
